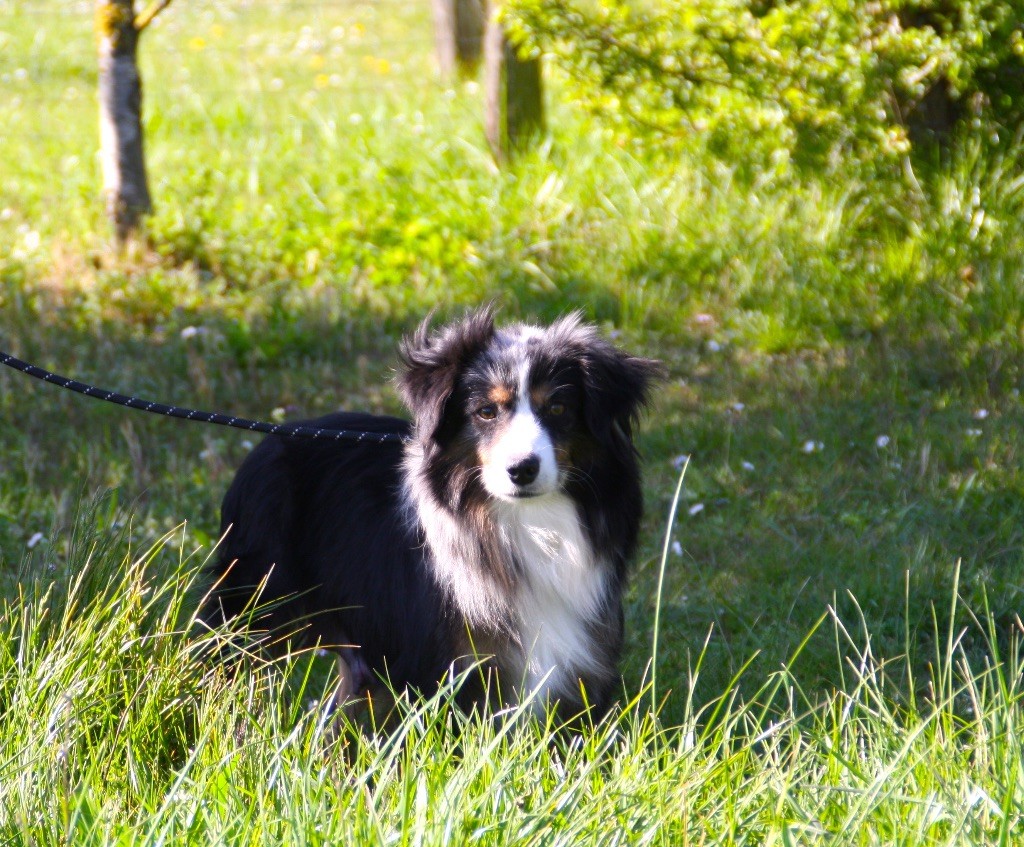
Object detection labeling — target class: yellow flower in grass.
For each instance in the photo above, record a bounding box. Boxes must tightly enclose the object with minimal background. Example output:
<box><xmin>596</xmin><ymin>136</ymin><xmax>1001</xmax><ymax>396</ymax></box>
<box><xmin>189</xmin><ymin>36</ymin><xmax>206</xmax><ymax>51</ymax></box>
<box><xmin>361</xmin><ymin>55</ymin><xmax>390</xmax><ymax>75</ymax></box>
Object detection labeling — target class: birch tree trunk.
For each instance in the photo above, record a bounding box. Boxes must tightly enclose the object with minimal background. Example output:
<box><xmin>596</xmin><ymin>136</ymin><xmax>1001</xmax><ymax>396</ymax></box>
<box><xmin>96</xmin><ymin>0</ymin><xmax>152</xmax><ymax>242</ymax></box>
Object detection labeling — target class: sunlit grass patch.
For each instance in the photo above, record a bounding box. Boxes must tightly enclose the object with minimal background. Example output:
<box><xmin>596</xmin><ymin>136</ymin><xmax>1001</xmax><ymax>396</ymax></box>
<box><xmin>2</xmin><ymin>507</ymin><xmax>1024</xmax><ymax>844</ymax></box>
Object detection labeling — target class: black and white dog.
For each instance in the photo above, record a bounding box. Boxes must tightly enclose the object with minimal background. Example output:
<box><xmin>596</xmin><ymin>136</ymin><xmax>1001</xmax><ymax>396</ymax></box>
<box><xmin>205</xmin><ymin>308</ymin><xmax>660</xmax><ymax>718</ymax></box>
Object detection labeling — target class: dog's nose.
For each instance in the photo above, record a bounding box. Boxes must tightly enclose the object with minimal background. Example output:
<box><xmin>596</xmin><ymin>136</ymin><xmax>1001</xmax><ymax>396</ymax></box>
<box><xmin>507</xmin><ymin>455</ymin><xmax>540</xmax><ymax>487</ymax></box>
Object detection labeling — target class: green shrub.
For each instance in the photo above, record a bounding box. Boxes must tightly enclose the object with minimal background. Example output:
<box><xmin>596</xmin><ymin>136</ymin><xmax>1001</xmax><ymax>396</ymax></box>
<box><xmin>505</xmin><ymin>0</ymin><xmax>1024</xmax><ymax>173</ymax></box>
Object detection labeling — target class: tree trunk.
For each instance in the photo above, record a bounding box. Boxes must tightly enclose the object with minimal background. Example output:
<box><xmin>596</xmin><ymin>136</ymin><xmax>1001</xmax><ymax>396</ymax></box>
<box><xmin>432</xmin><ymin>0</ymin><xmax>484</xmax><ymax>77</ymax></box>
<box><xmin>96</xmin><ymin>0</ymin><xmax>152</xmax><ymax>242</ymax></box>
<box><xmin>484</xmin><ymin>5</ymin><xmax>543</xmax><ymax>160</ymax></box>
<box><xmin>455</xmin><ymin>0</ymin><xmax>485</xmax><ymax>68</ymax></box>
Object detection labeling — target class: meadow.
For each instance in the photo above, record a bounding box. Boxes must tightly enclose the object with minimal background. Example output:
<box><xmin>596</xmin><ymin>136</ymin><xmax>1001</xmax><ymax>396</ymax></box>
<box><xmin>2</xmin><ymin>0</ymin><xmax>1024</xmax><ymax>842</ymax></box>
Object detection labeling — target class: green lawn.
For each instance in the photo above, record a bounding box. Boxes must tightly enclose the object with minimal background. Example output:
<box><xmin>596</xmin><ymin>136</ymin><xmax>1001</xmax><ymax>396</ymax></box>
<box><xmin>2</xmin><ymin>0</ymin><xmax>1024</xmax><ymax>842</ymax></box>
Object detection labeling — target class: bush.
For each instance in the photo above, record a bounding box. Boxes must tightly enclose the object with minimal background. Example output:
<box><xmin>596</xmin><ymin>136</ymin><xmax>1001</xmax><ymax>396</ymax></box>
<box><xmin>505</xmin><ymin>0</ymin><xmax>1024</xmax><ymax>173</ymax></box>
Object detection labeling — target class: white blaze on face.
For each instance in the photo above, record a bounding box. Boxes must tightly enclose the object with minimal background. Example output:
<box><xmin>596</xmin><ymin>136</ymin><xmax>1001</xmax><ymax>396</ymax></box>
<box><xmin>480</xmin><ymin>359</ymin><xmax>559</xmax><ymax>500</ymax></box>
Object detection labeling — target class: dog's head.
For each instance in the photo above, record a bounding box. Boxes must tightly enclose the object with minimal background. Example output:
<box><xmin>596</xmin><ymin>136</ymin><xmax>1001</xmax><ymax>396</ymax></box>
<box><xmin>398</xmin><ymin>308</ymin><xmax>662</xmax><ymax>503</ymax></box>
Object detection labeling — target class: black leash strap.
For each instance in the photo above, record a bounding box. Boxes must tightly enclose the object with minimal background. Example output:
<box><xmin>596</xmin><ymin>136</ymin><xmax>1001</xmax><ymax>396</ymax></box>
<box><xmin>0</xmin><ymin>350</ymin><xmax>409</xmax><ymax>445</ymax></box>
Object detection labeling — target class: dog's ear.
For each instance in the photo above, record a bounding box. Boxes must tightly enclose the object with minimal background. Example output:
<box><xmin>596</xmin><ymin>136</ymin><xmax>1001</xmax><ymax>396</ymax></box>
<box><xmin>582</xmin><ymin>345</ymin><xmax>663</xmax><ymax>447</ymax></box>
<box><xmin>397</xmin><ymin>307</ymin><xmax>496</xmax><ymax>445</ymax></box>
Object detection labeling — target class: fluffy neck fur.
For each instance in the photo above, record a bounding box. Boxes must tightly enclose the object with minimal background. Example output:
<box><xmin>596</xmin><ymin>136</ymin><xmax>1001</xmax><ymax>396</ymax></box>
<box><xmin>493</xmin><ymin>494</ymin><xmax>612</xmax><ymax>703</ymax></box>
<box><xmin>403</xmin><ymin>443</ymin><xmax>613</xmax><ymax>704</ymax></box>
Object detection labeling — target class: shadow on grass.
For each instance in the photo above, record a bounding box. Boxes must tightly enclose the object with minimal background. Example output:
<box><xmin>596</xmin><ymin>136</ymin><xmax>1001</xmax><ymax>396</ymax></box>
<box><xmin>626</xmin><ymin>343</ymin><xmax>1024</xmax><ymax>723</ymax></box>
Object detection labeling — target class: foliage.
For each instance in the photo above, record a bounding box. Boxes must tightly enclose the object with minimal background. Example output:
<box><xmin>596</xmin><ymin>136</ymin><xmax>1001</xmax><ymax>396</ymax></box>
<box><xmin>505</xmin><ymin>0</ymin><xmax>1024</xmax><ymax>171</ymax></box>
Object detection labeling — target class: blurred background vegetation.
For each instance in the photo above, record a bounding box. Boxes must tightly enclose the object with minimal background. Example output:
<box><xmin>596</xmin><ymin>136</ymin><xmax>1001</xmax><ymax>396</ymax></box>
<box><xmin>508</xmin><ymin>0</ymin><xmax>1024</xmax><ymax>172</ymax></box>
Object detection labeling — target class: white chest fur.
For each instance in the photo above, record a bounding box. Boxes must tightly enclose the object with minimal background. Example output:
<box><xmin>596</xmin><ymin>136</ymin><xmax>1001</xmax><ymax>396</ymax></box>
<box><xmin>495</xmin><ymin>494</ymin><xmax>609</xmax><ymax>704</ymax></box>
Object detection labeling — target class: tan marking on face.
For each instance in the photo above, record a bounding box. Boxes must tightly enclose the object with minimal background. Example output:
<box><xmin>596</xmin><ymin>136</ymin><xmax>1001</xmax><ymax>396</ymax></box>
<box><xmin>488</xmin><ymin>385</ymin><xmax>515</xmax><ymax>407</ymax></box>
<box><xmin>530</xmin><ymin>384</ymin><xmax>553</xmax><ymax>409</ymax></box>
<box><xmin>476</xmin><ymin>439</ymin><xmax>496</xmax><ymax>470</ymax></box>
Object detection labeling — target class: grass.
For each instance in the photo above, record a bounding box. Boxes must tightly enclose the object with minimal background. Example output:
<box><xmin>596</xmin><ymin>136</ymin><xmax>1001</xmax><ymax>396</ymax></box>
<box><xmin>2</xmin><ymin>0</ymin><xmax>1024</xmax><ymax>841</ymax></box>
<box><xmin>4</xmin><ymin>509</ymin><xmax>1024</xmax><ymax>843</ymax></box>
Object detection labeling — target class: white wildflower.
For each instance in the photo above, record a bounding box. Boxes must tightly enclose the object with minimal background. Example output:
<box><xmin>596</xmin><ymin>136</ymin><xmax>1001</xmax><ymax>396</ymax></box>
<box><xmin>688</xmin><ymin>503</ymin><xmax>705</xmax><ymax>516</ymax></box>
<box><xmin>875</xmin><ymin>435</ymin><xmax>890</xmax><ymax>448</ymax></box>
<box><xmin>671</xmin><ymin>540</ymin><xmax>683</xmax><ymax>557</ymax></box>
<box><xmin>973</xmin><ymin>409</ymin><xmax>989</xmax><ymax>420</ymax></box>
<box><xmin>741</xmin><ymin>460</ymin><xmax>755</xmax><ymax>472</ymax></box>
<box><xmin>801</xmin><ymin>440</ymin><xmax>824</xmax><ymax>454</ymax></box>
<box><xmin>27</xmin><ymin>532</ymin><xmax>45</xmax><ymax>549</ymax></box>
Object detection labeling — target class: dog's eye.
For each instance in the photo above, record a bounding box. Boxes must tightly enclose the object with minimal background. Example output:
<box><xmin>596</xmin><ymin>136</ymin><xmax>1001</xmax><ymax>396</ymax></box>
<box><xmin>475</xmin><ymin>404</ymin><xmax>498</xmax><ymax>421</ymax></box>
<box><xmin>546</xmin><ymin>402</ymin><xmax>566</xmax><ymax>417</ymax></box>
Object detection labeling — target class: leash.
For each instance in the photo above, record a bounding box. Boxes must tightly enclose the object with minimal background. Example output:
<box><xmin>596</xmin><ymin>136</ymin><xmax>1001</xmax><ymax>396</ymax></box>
<box><xmin>0</xmin><ymin>350</ymin><xmax>410</xmax><ymax>445</ymax></box>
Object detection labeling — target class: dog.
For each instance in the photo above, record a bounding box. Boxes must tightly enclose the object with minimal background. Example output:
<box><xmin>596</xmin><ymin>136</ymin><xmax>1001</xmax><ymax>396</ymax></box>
<box><xmin>204</xmin><ymin>308</ymin><xmax>661</xmax><ymax>719</ymax></box>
